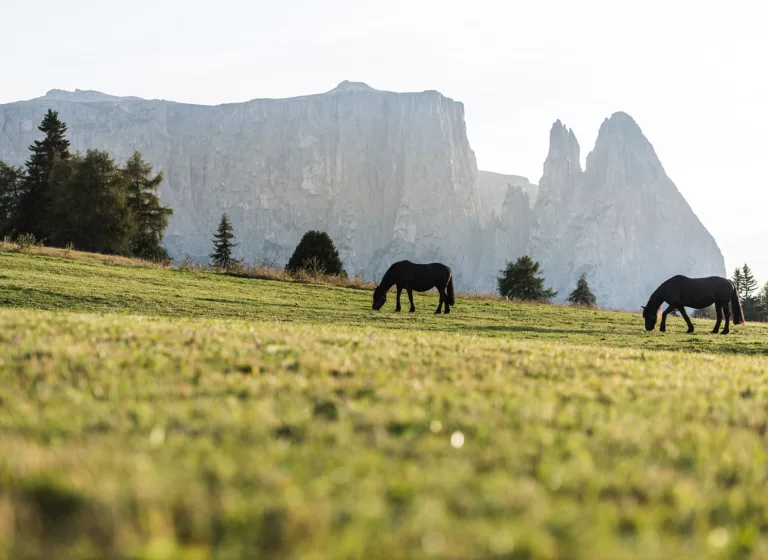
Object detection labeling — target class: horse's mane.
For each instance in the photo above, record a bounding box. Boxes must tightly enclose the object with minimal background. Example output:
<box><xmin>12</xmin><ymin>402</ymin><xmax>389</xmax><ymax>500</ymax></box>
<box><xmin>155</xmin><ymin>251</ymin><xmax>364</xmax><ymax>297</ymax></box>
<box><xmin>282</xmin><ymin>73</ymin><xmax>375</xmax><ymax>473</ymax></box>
<box><xmin>644</xmin><ymin>284</ymin><xmax>666</xmax><ymax>316</ymax></box>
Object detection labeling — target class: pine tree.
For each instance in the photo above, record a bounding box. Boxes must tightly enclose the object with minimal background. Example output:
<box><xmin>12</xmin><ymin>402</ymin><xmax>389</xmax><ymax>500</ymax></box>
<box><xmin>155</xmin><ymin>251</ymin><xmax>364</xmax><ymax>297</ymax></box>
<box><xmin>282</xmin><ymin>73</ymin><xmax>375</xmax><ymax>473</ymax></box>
<box><xmin>567</xmin><ymin>273</ymin><xmax>597</xmax><ymax>306</ymax></box>
<box><xmin>741</xmin><ymin>264</ymin><xmax>758</xmax><ymax>299</ymax></box>
<box><xmin>732</xmin><ymin>267</ymin><xmax>745</xmax><ymax>300</ymax></box>
<box><xmin>497</xmin><ymin>256</ymin><xmax>557</xmax><ymax>302</ymax></box>
<box><xmin>210</xmin><ymin>213</ymin><xmax>237</xmax><ymax>269</ymax></box>
<box><xmin>0</xmin><ymin>161</ymin><xmax>26</xmax><ymax>237</ymax></box>
<box><xmin>47</xmin><ymin>150</ymin><xmax>135</xmax><ymax>255</ymax></box>
<box><xmin>16</xmin><ymin>110</ymin><xmax>71</xmax><ymax>238</ymax></box>
<box><xmin>122</xmin><ymin>152</ymin><xmax>173</xmax><ymax>261</ymax></box>
<box><xmin>286</xmin><ymin>230</ymin><xmax>346</xmax><ymax>276</ymax></box>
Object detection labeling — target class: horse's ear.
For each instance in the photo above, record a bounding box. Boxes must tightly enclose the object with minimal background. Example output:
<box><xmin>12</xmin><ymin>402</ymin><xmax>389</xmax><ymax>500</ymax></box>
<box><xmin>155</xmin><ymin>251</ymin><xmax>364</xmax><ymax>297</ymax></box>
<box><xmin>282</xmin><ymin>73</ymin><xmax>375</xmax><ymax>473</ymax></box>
<box><xmin>641</xmin><ymin>305</ymin><xmax>645</xmax><ymax>310</ymax></box>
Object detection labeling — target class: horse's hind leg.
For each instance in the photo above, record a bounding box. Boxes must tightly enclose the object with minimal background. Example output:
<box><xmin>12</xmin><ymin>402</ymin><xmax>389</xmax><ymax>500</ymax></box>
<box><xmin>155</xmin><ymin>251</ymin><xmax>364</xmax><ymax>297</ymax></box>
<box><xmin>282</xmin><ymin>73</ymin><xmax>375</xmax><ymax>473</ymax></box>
<box><xmin>434</xmin><ymin>292</ymin><xmax>444</xmax><ymax>315</ymax></box>
<box><xmin>721</xmin><ymin>301</ymin><xmax>731</xmax><ymax>335</ymax></box>
<box><xmin>712</xmin><ymin>302</ymin><xmax>723</xmax><ymax>334</ymax></box>
<box><xmin>440</xmin><ymin>288</ymin><xmax>450</xmax><ymax>314</ymax></box>
<box><xmin>678</xmin><ymin>305</ymin><xmax>694</xmax><ymax>333</ymax></box>
<box><xmin>407</xmin><ymin>288</ymin><xmax>415</xmax><ymax>312</ymax></box>
<box><xmin>395</xmin><ymin>286</ymin><xmax>403</xmax><ymax>312</ymax></box>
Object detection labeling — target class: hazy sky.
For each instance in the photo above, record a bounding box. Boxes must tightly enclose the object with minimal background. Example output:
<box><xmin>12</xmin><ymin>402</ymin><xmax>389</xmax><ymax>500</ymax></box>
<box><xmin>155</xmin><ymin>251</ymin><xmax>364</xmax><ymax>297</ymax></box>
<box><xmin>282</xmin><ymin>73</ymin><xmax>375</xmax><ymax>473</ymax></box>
<box><xmin>3</xmin><ymin>0</ymin><xmax>767</xmax><ymax>284</ymax></box>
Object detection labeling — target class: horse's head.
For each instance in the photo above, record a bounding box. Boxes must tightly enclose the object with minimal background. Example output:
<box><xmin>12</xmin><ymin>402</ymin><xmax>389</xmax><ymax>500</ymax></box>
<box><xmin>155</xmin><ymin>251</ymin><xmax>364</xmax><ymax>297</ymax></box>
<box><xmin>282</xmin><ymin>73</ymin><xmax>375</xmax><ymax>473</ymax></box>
<box><xmin>372</xmin><ymin>284</ymin><xmax>387</xmax><ymax>310</ymax></box>
<box><xmin>641</xmin><ymin>305</ymin><xmax>657</xmax><ymax>331</ymax></box>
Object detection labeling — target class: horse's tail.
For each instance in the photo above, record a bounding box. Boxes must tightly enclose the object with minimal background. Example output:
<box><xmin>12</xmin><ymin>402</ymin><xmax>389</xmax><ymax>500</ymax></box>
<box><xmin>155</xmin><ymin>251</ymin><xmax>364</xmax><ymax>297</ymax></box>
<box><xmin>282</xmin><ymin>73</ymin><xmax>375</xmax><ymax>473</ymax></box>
<box><xmin>447</xmin><ymin>274</ymin><xmax>455</xmax><ymax>306</ymax></box>
<box><xmin>731</xmin><ymin>288</ymin><xmax>744</xmax><ymax>325</ymax></box>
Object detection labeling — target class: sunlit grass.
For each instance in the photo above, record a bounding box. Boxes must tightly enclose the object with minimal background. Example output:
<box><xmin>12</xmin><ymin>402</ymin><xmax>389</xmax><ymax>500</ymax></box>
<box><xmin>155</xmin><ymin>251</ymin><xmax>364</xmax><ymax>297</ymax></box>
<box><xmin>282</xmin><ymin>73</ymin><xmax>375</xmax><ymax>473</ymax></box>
<box><xmin>1</xmin><ymin>248</ymin><xmax>768</xmax><ymax>558</ymax></box>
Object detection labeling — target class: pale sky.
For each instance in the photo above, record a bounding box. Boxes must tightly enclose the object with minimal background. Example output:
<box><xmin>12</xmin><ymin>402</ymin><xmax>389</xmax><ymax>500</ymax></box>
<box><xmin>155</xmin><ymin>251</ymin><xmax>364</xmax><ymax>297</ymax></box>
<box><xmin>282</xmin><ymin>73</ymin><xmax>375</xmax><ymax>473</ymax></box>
<box><xmin>2</xmin><ymin>0</ymin><xmax>766</xmax><ymax>284</ymax></box>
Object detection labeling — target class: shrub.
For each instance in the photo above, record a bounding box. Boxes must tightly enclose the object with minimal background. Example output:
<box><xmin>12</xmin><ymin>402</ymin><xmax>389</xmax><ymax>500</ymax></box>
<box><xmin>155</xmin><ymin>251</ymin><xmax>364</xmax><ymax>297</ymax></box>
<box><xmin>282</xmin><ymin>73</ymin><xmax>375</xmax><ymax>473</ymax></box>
<box><xmin>17</xmin><ymin>233</ymin><xmax>37</xmax><ymax>251</ymax></box>
<box><xmin>286</xmin><ymin>231</ymin><xmax>346</xmax><ymax>277</ymax></box>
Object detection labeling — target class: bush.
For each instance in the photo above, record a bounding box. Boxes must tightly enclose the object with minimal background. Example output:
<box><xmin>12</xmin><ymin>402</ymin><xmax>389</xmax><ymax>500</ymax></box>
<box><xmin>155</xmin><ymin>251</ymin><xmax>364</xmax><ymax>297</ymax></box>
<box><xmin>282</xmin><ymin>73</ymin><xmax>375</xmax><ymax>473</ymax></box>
<box><xmin>286</xmin><ymin>231</ymin><xmax>346</xmax><ymax>277</ymax></box>
<box><xmin>17</xmin><ymin>233</ymin><xmax>37</xmax><ymax>251</ymax></box>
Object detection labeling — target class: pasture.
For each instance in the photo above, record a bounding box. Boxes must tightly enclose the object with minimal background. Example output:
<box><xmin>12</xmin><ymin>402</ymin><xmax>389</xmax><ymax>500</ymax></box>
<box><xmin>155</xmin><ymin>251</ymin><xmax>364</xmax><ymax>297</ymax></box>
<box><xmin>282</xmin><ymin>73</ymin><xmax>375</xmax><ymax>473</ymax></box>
<box><xmin>2</xmin><ymin>247</ymin><xmax>768</xmax><ymax>559</ymax></box>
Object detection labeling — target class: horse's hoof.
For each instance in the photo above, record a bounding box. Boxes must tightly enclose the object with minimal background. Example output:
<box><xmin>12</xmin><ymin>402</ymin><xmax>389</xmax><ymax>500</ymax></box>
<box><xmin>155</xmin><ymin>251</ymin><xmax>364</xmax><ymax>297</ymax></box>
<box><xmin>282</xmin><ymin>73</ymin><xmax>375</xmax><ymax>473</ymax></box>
<box><xmin>444</xmin><ymin>310</ymin><xmax>450</xmax><ymax>314</ymax></box>
<box><xmin>721</xmin><ymin>330</ymin><xmax>730</xmax><ymax>335</ymax></box>
<box><xmin>711</xmin><ymin>330</ymin><xmax>719</xmax><ymax>334</ymax></box>
<box><xmin>409</xmin><ymin>308</ymin><xmax>415</xmax><ymax>313</ymax></box>
<box><xmin>687</xmin><ymin>329</ymin><xmax>694</xmax><ymax>334</ymax></box>
<box><xmin>395</xmin><ymin>308</ymin><xmax>401</xmax><ymax>312</ymax></box>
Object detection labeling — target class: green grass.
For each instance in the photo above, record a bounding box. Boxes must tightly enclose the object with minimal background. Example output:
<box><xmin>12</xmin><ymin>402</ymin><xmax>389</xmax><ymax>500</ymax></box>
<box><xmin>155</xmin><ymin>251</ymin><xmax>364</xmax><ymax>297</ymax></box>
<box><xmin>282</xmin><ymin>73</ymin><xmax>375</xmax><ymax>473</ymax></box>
<box><xmin>2</xmin><ymin>247</ymin><xmax>768</xmax><ymax>559</ymax></box>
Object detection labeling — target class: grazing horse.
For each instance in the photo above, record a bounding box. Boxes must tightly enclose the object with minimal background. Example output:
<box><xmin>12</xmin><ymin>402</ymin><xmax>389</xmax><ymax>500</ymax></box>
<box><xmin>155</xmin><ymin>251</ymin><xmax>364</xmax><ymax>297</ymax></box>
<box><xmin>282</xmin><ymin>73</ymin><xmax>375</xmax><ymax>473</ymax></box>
<box><xmin>642</xmin><ymin>275</ymin><xmax>744</xmax><ymax>334</ymax></box>
<box><xmin>372</xmin><ymin>261</ymin><xmax>455</xmax><ymax>314</ymax></box>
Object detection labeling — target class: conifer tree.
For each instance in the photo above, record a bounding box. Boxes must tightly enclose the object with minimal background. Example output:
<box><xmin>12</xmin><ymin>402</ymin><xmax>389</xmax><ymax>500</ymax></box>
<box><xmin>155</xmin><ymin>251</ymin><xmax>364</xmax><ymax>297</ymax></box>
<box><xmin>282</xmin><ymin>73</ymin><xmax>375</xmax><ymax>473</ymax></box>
<box><xmin>497</xmin><ymin>255</ymin><xmax>557</xmax><ymax>302</ymax></box>
<box><xmin>122</xmin><ymin>152</ymin><xmax>173</xmax><ymax>260</ymax></box>
<box><xmin>210</xmin><ymin>213</ymin><xmax>237</xmax><ymax>269</ymax></box>
<box><xmin>0</xmin><ymin>161</ymin><xmax>26</xmax><ymax>237</ymax></box>
<box><xmin>741</xmin><ymin>264</ymin><xmax>758</xmax><ymax>299</ymax></box>
<box><xmin>47</xmin><ymin>150</ymin><xmax>135</xmax><ymax>255</ymax></box>
<box><xmin>732</xmin><ymin>267</ymin><xmax>744</xmax><ymax>300</ymax></box>
<box><xmin>286</xmin><ymin>230</ymin><xmax>346</xmax><ymax>276</ymax></box>
<box><xmin>567</xmin><ymin>273</ymin><xmax>597</xmax><ymax>306</ymax></box>
<box><xmin>16</xmin><ymin>110</ymin><xmax>71</xmax><ymax>238</ymax></box>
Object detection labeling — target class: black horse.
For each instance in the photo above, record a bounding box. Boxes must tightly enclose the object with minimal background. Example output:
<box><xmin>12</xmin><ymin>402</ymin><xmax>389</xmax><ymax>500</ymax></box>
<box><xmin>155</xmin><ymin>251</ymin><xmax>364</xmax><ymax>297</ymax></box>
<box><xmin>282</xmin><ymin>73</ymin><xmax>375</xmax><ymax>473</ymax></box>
<box><xmin>642</xmin><ymin>275</ymin><xmax>744</xmax><ymax>334</ymax></box>
<box><xmin>372</xmin><ymin>261</ymin><xmax>455</xmax><ymax>314</ymax></box>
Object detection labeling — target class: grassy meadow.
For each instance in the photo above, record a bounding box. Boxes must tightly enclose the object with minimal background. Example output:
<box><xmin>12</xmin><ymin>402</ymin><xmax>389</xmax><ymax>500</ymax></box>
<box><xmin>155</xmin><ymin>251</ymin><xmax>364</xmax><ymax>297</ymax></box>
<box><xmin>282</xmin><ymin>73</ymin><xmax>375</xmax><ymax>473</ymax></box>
<box><xmin>2</xmin><ymin>246</ymin><xmax>768</xmax><ymax>559</ymax></box>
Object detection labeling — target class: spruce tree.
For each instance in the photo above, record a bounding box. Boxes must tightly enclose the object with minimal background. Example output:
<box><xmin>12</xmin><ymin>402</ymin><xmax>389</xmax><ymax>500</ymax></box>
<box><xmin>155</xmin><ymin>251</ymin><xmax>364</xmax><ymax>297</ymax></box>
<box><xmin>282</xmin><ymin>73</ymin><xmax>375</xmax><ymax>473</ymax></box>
<box><xmin>210</xmin><ymin>213</ymin><xmax>237</xmax><ymax>269</ymax></box>
<box><xmin>122</xmin><ymin>152</ymin><xmax>173</xmax><ymax>260</ymax></box>
<box><xmin>47</xmin><ymin>150</ymin><xmax>135</xmax><ymax>255</ymax></box>
<box><xmin>732</xmin><ymin>267</ymin><xmax>744</xmax><ymax>300</ymax></box>
<box><xmin>497</xmin><ymin>256</ymin><xmax>557</xmax><ymax>302</ymax></box>
<box><xmin>16</xmin><ymin>110</ymin><xmax>71</xmax><ymax>238</ymax></box>
<box><xmin>567</xmin><ymin>273</ymin><xmax>597</xmax><ymax>306</ymax></box>
<box><xmin>285</xmin><ymin>230</ymin><xmax>346</xmax><ymax>276</ymax></box>
<box><xmin>741</xmin><ymin>264</ymin><xmax>758</xmax><ymax>299</ymax></box>
<box><xmin>0</xmin><ymin>161</ymin><xmax>26</xmax><ymax>237</ymax></box>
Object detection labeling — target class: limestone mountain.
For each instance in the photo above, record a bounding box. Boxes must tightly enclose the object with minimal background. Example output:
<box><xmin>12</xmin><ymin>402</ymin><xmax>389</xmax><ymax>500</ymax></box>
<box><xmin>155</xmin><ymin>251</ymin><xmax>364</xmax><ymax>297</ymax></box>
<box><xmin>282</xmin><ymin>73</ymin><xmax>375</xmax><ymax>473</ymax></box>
<box><xmin>528</xmin><ymin>113</ymin><xmax>725</xmax><ymax>308</ymax></box>
<box><xmin>0</xmin><ymin>82</ymin><xmax>486</xmax><ymax>287</ymax></box>
<box><xmin>0</xmin><ymin>85</ymin><xmax>725</xmax><ymax>307</ymax></box>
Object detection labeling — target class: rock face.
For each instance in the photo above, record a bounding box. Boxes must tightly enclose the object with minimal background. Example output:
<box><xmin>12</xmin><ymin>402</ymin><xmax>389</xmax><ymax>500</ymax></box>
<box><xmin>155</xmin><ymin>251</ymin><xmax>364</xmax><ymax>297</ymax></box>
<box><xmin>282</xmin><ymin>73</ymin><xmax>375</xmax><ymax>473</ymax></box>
<box><xmin>0</xmin><ymin>82</ymin><xmax>486</xmax><ymax>288</ymax></box>
<box><xmin>529</xmin><ymin>113</ymin><xmax>725</xmax><ymax>308</ymax></box>
<box><xmin>477</xmin><ymin>170</ymin><xmax>538</xmax><ymax>217</ymax></box>
<box><xmin>0</xmin><ymin>86</ymin><xmax>725</xmax><ymax>308</ymax></box>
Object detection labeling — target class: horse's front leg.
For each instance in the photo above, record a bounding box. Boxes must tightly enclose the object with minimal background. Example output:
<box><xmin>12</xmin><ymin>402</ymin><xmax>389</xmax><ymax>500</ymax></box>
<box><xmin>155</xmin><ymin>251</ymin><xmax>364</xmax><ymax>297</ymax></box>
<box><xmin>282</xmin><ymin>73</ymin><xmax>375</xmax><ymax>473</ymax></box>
<box><xmin>659</xmin><ymin>304</ymin><xmax>674</xmax><ymax>332</ymax></box>
<box><xmin>395</xmin><ymin>285</ymin><xmax>402</xmax><ymax>312</ymax></box>
<box><xmin>407</xmin><ymin>288</ymin><xmax>415</xmax><ymax>313</ymax></box>
<box><xmin>712</xmin><ymin>302</ymin><xmax>723</xmax><ymax>334</ymax></box>
<box><xmin>678</xmin><ymin>305</ymin><xmax>694</xmax><ymax>333</ymax></box>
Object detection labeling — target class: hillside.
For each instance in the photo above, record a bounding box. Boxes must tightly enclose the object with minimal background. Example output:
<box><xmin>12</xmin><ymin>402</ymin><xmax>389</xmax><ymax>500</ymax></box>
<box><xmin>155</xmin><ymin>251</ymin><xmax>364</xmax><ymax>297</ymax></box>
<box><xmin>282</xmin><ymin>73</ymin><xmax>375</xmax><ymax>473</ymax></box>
<box><xmin>1</xmin><ymin>247</ymin><xmax>768</xmax><ymax>559</ymax></box>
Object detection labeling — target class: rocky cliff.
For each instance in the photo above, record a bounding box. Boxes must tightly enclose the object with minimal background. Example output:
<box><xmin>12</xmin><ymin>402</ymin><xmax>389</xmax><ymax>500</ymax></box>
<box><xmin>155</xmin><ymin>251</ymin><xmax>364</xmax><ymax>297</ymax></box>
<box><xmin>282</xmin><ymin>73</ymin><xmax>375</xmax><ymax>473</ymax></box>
<box><xmin>0</xmin><ymin>86</ymin><xmax>725</xmax><ymax>308</ymax></box>
<box><xmin>477</xmin><ymin>170</ymin><xmax>538</xmax><ymax>217</ymax></box>
<box><xmin>529</xmin><ymin>113</ymin><xmax>725</xmax><ymax>308</ymax></box>
<box><xmin>0</xmin><ymin>82</ymin><xmax>487</xmax><ymax>287</ymax></box>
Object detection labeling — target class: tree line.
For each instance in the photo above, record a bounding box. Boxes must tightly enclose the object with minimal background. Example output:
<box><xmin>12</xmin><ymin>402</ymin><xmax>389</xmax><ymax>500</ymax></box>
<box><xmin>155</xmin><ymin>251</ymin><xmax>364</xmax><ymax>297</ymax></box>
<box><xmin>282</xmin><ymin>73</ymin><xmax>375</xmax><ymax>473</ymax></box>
<box><xmin>0</xmin><ymin>110</ymin><xmax>172</xmax><ymax>260</ymax></box>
